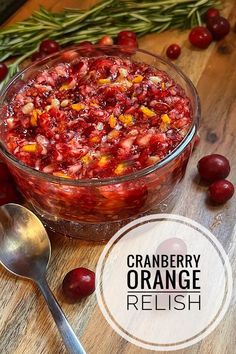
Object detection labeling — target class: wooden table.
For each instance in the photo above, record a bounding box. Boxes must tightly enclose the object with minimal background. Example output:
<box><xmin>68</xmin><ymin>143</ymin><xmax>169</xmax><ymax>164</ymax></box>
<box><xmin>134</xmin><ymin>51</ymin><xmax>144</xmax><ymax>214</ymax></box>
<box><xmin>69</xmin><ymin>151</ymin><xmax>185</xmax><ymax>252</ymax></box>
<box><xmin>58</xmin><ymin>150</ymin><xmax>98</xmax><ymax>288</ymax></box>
<box><xmin>0</xmin><ymin>1</ymin><xmax>236</xmax><ymax>353</ymax></box>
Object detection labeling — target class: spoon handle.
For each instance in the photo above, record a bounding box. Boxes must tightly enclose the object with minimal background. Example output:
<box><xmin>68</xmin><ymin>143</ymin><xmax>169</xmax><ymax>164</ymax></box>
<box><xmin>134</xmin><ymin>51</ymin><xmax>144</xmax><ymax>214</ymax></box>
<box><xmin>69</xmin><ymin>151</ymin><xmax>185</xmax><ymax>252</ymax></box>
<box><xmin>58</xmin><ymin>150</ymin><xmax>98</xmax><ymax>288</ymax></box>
<box><xmin>37</xmin><ymin>277</ymin><xmax>86</xmax><ymax>354</ymax></box>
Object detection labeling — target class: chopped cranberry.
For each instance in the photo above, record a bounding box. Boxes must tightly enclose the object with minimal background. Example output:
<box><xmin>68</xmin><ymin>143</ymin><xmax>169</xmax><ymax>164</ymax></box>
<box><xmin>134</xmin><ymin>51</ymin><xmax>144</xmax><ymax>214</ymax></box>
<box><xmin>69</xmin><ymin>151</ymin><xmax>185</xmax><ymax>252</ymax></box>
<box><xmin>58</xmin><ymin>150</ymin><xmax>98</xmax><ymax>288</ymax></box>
<box><xmin>166</xmin><ymin>44</ymin><xmax>181</xmax><ymax>60</ymax></box>
<box><xmin>62</xmin><ymin>267</ymin><xmax>95</xmax><ymax>301</ymax></box>
<box><xmin>189</xmin><ymin>26</ymin><xmax>213</xmax><ymax>49</ymax></box>
<box><xmin>197</xmin><ymin>154</ymin><xmax>230</xmax><ymax>182</ymax></box>
<box><xmin>0</xmin><ymin>63</ymin><xmax>8</xmax><ymax>81</ymax></box>
<box><xmin>4</xmin><ymin>57</ymin><xmax>192</xmax><ymax>181</ymax></box>
<box><xmin>0</xmin><ymin>183</ymin><xmax>19</xmax><ymax>205</ymax></box>
<box><xmin>204</xmin><ymin>8</ymin><xmax>220</xmax><ymax>22</ymax></box>
<box><xmin>98</xmin><ymin>35</ymin><xmax>113</xmax><ymax>45</ymax></box>
<box><xmin>39</xmin><ymin>39</ymin><xmax>60</xmax><ymax>55</ymax></box>
<box><xmin>207</xmin><ymin>16</ymin><xmax>230</xmax><ymax>40</ymax></box>
<box><xmin>209</xmin><ymin>179</ymin><xmax>234</xmax><ymax>204</ymax></box>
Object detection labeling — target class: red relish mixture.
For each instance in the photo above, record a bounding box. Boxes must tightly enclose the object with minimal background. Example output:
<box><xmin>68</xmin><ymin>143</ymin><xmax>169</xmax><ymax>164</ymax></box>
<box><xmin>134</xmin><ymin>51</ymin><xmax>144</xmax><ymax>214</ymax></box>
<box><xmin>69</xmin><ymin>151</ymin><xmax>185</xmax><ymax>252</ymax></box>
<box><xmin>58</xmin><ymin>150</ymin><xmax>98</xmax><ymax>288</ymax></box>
<box><xmin>5</xmin><ymin>56</ymin><xmax>192</xmax><ymax>179</ymax></box>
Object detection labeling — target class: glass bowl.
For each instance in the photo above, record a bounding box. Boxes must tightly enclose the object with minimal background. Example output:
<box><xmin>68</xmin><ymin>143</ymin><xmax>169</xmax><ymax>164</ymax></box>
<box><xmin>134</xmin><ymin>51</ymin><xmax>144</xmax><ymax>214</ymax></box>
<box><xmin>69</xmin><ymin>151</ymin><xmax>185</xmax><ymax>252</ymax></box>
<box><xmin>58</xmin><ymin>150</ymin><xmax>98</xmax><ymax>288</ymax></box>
<box><xmin>0</xmin><ymin>45</ymin><xmax>200</xmax><ymax>241</ymax></box>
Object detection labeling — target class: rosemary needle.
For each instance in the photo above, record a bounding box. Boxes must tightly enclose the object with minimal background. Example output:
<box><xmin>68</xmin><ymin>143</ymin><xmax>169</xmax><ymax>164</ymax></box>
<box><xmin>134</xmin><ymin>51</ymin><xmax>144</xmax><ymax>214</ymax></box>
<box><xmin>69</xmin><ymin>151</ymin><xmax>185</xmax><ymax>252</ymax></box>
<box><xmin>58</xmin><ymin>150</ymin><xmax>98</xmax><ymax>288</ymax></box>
<box><xmin>0</xmin><ymin>0</ymin><xmax>221</xmax><ymax>89</ymax></box>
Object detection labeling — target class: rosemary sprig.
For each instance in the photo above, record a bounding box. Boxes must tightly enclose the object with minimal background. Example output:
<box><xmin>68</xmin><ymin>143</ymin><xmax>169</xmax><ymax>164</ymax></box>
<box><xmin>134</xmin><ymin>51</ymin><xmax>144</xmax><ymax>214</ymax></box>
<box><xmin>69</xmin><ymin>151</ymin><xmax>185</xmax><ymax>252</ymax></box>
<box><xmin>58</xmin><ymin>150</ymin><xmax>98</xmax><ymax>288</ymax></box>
<box><xmin>0</xmin><ymin>0</ymin><xmax>221</xmax><ymax>90</ymax></box>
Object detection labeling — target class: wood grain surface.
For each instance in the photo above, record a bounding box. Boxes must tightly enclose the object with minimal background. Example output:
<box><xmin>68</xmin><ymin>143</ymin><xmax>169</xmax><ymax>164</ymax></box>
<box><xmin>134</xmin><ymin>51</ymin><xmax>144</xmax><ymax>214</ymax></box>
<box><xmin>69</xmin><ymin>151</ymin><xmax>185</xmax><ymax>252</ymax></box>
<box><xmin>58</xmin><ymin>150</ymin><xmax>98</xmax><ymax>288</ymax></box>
<box><xmin>1</xmin><ymin>0</ymin><xmax>236</xmax><ymax>353</ymax></box>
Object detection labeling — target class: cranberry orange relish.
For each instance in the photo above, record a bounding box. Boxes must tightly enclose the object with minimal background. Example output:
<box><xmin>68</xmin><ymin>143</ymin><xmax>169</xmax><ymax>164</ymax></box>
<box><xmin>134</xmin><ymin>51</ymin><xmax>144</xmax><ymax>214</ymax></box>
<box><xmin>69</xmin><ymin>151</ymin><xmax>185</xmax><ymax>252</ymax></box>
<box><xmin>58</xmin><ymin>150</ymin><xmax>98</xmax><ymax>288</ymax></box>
<box><xmin>5</xmin><ymin>56</ymin><xmax>192</xmax><ymax>179</ymax></box>
<box><xmin>0</xmin><ymin>49</ymin><xmax>198</xmax><ymax>229</ymax></box>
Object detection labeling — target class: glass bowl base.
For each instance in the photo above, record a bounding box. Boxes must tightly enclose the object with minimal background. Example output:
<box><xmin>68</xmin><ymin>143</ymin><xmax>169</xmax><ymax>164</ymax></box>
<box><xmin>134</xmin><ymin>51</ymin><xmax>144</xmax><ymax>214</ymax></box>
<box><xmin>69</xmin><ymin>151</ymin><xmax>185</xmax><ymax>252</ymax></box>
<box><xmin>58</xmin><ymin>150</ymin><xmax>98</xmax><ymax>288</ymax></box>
<box><xmin>27</xmin><ymin>190</ymin><xmax>178</xmax><ymax>242</ymax></box>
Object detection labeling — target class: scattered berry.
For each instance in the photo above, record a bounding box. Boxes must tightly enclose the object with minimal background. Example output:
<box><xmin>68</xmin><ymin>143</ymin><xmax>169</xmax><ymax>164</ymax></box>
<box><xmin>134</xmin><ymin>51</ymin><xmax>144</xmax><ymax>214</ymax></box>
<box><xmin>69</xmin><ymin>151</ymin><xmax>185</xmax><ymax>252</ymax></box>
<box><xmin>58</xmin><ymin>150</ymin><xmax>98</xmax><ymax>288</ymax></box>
<box><xmin>189</xmin><ymin>26</ymin><xmax>213</xmax><ymax>49</ymax></box>
<box><xmin>209</xmin><ymin>179</ymin><xmax>234</xmax><ymax>204</ymax></box>
<box><xmin>98</xmin><ymin>35</ymin><xmax>113</xmax><ymax>45</ymax></box>
<box><xmin>117</xmin><ymin>37</ymin><xmax>138</xmax><ymax>48</ymax></box>
<box><xmin>197</xmin><ymin>154</ymin><xmax>230</xmax><ymax>182</ymax></box>
<box><xmin>39</xmin><ymin>39</ymin><xmax>60</xmax><ymax>55</ymax></box>
<box><xmin>207</xmin><ymin>16</ymin><xmax>230</xmax><ymax>40</ymax></box>
<box><xmin>0</xmin><ymin>183</ymin><xmax>19</xmax><ymax>205</ymax></box>
<box><xmin>62</xmin><ymin>267</ymin><xmax>95</xmax><ymax>301</ymax></box>
<box><xmin>204</xmin><ymin>8</ymin><xmax>220</xmax><ymax>22</ymax></box>
<box><xmin>117</xmin><ymin>30</ymin><xmax>137</xmax><ymax>40</ymax></box>
<box><xmin>0</xmin><ymin>62</ymin><xmax>8</xmax><ymax>81</ymax></box>
<box><xmin>166</xmin><ymin>44</ymin><xmax>181</xmax><ymax>60</ymax></box>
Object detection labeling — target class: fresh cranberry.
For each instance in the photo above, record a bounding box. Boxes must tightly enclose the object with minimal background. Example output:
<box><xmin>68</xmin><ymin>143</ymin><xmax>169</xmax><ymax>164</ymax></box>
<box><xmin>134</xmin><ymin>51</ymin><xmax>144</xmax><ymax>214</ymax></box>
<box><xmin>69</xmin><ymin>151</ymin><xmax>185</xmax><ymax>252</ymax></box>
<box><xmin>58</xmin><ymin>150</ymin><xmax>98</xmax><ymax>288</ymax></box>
<box><xmin>166</xmin><ymin>44</ymin><xmax>181</xmax><ymax>59</ymax></box>
<box><xmin>0</xmin><ymin>183</ymin><xmax>19</xmax><ymax>205</ymax></box>
<box><xmin>209</xmin><ymin>179</ymin><xmax>234</xmax><ymax>204</ymax></box>
<box><xmin>31</xmin><ymin>51</ymin><xmax>46</xmax><ymax>62</ymax></box>
<box><xmin>207</xmin><ymin>16</ymin><xmax>230</xmax><ymax>40</ymax></box>
<box><xmin>117</xmin><ymin>37</ymin><xmax>138</xmax><ymax>48</ymax></box>
<box><xmin>204</xmin><ymin>7</ymin><xmax>220</xmax><ymax>22</ymax></box>
<box><xmin>117</xmin><ymin>30</ymin><xmax>137</xmax><ymax>40</ymax></box>
<box><xmin>0</xmin><ymin>62</ymin><xmax>8</xmax><ymax>81</ymax></box>
<box><xmin>0</xmin><ymin>163</ymin><xmax>12</xmax><ymax>182</ymax></box>
<box><xmin>189</xmin><ymin>26</ymin><xmax>213</xmax><ymax>49</ymax></box>
<box><xmin>197</xmin><ymin>154</ymin><xmax>230</xmax><ymax>182</ymax></box>
<box><xmin>98</xmin><ymin>35</ymin><xmax>113</xmax><ymax>45</ymax></box>
<box><xmin>62</xmin><ymin>267</ymin><xmax>95</xmax><ymax>301</ymax></box>
<box><xmin>39</xmin><ymin>39</ymin><xmax>60</xmax><ymax>55</ymax></box>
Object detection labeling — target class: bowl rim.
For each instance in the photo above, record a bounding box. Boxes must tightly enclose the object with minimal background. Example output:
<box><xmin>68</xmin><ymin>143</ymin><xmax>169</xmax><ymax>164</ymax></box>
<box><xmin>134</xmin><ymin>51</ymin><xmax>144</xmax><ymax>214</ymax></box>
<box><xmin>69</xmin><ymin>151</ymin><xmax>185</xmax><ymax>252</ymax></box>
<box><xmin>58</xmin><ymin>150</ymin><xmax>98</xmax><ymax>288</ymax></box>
<box><xmin>0</xmin><ymin>45</ymin><xmax>200</xmax><ymax>186</ymax></box>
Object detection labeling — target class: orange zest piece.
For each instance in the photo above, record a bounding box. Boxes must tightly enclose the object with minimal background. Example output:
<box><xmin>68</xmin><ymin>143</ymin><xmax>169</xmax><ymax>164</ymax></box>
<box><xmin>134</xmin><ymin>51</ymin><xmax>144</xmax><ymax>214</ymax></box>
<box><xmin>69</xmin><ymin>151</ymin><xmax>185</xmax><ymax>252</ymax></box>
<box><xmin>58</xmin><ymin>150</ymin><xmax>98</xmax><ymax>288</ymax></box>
<box><xmin>108</xmin><ymin>130</ymin><xmax>120</xmax><ymax>140</ymax></box>
<box><xmin>53</xmin><ymin>172</ymin><xmax>71</xmax><ymax>178</ymax></box>
<box><xmin>161</xmin><ymin>82</ymin><xmax>165</xmax><ymax>90</ymax></box>
<box><xmin>161</xmin><ymin>114</ymin><xmax>171</xmax><ymax>124</ymax></box>
<box><xmin>30</xmin><ymin>110</ymin><xmax>39</xmax><ymax>126</ymax></box>
<box><xmin>71</xmin><ymin>103</ymin><xmax>85</xmax><ymax>111</ymax></box>
<box><xmin>140</xmin><ymin>106</ymin><xmax>156</xmax><ymax>118</ymax></box>
<box><xmin>132</xmin><ymin>75</ymin><xmax>143</xmax><ymax>83</ymax></box>
<box><xmin>90</xmin><ymin>136</ymin><xmax>100</xmax><ymax>143</ymax></box>
<box><xmin>114</xmin><ymin>163</ymin><xmax>126</xmax><ymax>175</ymax></box>
<box><xmin>81</xmin><ymin>154</ymin><xmax>91</xmax><ymax>164</ymax></box>
<box><xmin>59</xmin><ymin>80</ymin><xmax>76</xmax><ymax>91</ymax></box>
<box><xmin>22</xmin><ymin>143</ymin><xmax>37</xmax><ymax>152</ymax></box>
<box><xmin>118</xmin><ymin>114</ymin><xmax>134</xmax><ymax>126</ymax></box>
<box><xmin>98</xmin><ymin>78</ymin><xmax>111</xmax><ymax>84</ymax></box>
<box><xmin>98</xmin><ymin>155</ymin><xmax>110</xmax><ymax>168</ymax></box>
<box><xmin>109</xmin><ymin>114</ymin><xmax>117</xmax><ymax>128</ymax></box>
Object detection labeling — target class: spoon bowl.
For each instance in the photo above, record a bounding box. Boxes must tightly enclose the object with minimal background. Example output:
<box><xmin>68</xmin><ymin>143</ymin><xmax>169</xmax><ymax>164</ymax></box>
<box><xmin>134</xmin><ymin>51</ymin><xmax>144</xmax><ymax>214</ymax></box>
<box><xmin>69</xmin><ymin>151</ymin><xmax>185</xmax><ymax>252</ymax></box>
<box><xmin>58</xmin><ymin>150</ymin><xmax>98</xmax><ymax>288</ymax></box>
<box><xmin>0</xmin><ymin>203</ymin><xmax>50</xmax><ymax>279</ymax></box>
<box><xmin>0</xmin><ymin>203</ymin><xmax>86</xmax><ymax>354</ymax></box>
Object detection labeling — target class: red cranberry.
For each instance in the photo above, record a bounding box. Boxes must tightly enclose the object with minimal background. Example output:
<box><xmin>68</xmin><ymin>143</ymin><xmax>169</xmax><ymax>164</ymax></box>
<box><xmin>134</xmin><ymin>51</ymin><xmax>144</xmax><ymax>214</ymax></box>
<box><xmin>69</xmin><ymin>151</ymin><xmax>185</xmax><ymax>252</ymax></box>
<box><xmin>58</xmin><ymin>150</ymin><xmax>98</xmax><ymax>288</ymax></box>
<box><xmin>0</xmin><ymin>163</ymin><xmax>12</xmax><ymax>182</ymax></box>
<box><xmin>0</xmin><ymin>183</ymin><xmax>19</xmax><ymax>205</ymax></box>
<box><xmin>39</xmin><ymin>39</ymin><xmax>60</xmax><ymax>55</ymax></box>
<box><xmin>204</xmin><ymin>7</ymin><xmax>220</xmax><ymax>22</ymax></box>
<box><xmin>62</xmin><ymin>267</ymin><xmax>95</xmax><ymax>301</ymax></box>
<box><xmin>117</xmin><ymin>30</ymin><xmax>137</xmax><ymax>40</ymax></box>
<box><xmin>117</xmin><ymin>37</ymin><xmax>138</xmax><ymax>48</ymax></box>
<box><xmin>209</xmin><ymin>179</ymin><xmax>234</xmax><ymax>204</ymax></box>
<box><xmin>166</xmin><ymin>44</ymin><xmax>181</xmax><ymax>59</ymax></box>
<box><xmin>98</xmin><ymin>35</ymin><xmax>113</xmax><ymax>45</ymax></box>
<box><xmin>0</xmin><ymin>62</ymin><xmax>8</xmax><ymax>81</ymax></box>
<box><xmin>207</xmin><ymin>16</ymin><xmax>230</xmax><ymax>40</ymax></box>
<box><xmin>31</xmin><ymin>51</ymin><xmax>46</xmax><ymax>62</ymax></box>
<box><xmin>189</xmin><ymin>26</ymin><xmax>213</xmax><ymax>49</ymax></box>
<box><xmin>198</xmin><ymin>154</ymin><xmax>230</xmax><ymax>182</ymax></box>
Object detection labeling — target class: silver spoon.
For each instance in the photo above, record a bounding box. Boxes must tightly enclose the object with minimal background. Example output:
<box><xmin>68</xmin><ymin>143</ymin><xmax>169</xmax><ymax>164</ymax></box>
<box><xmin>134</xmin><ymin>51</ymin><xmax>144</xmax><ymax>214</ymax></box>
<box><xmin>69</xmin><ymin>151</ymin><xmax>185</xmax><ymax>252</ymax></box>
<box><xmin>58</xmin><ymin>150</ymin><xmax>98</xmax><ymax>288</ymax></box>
<box><xmin>0</xmin><ymin>203</ymin><xmax>86</xmax><ymax>354</ymax></box>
